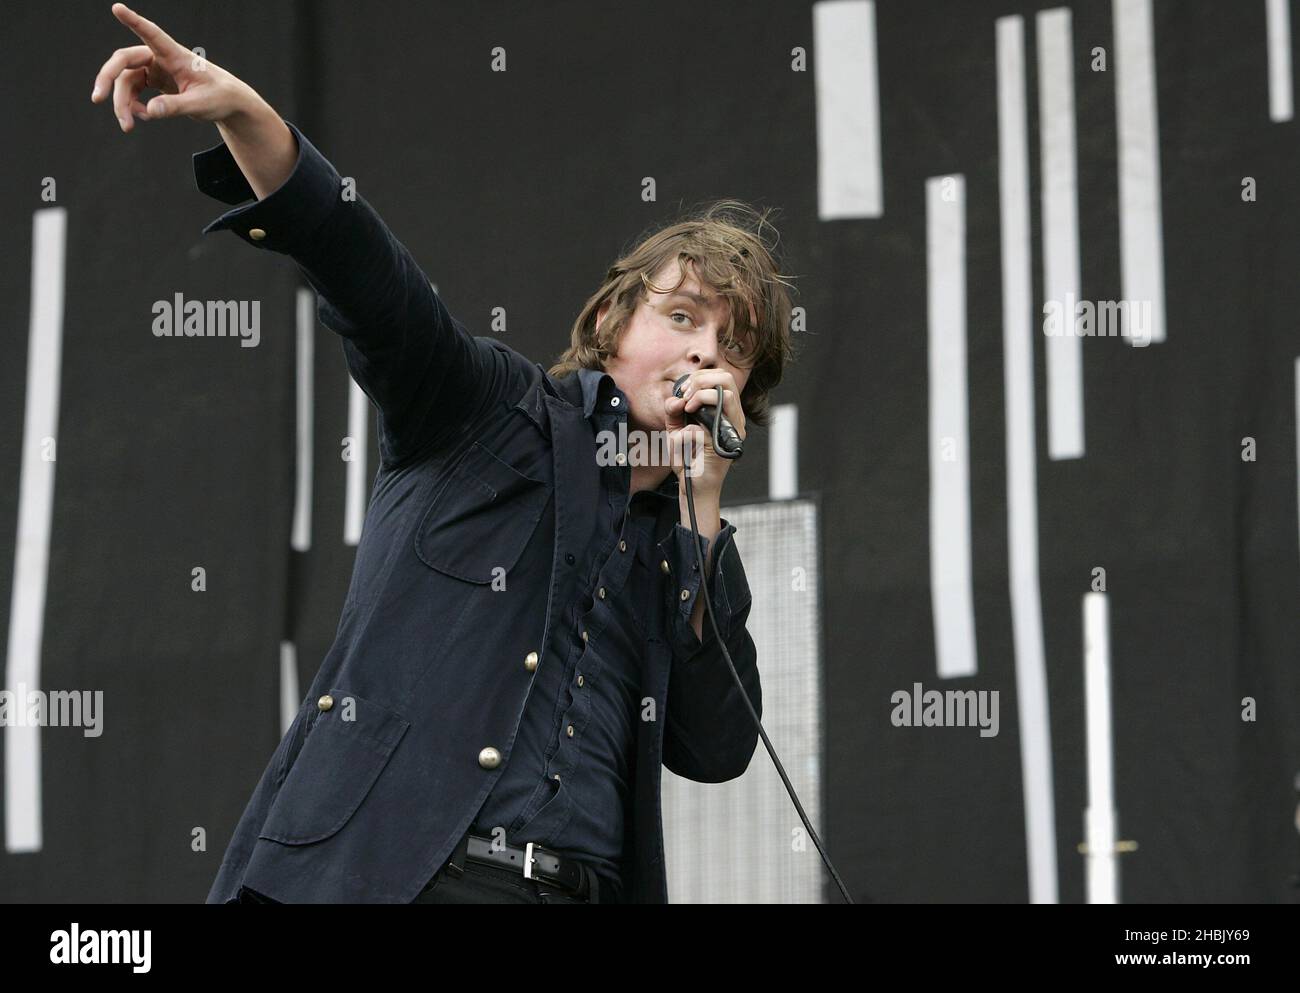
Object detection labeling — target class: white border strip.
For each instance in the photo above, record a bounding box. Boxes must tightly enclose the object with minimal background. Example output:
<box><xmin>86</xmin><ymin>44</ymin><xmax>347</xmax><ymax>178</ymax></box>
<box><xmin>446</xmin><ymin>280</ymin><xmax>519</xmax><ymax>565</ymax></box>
<box><xmin>280</xmin><ymin>640</ymin><xmax>300</xmax><ymax>736</ymax></box>
<box><xmin>5</xmin><ymin>208</ymin><xmax>67</xmax><ymax>854</ymax></box>
<box><xmin>1113</xmin><ymin>0</ymin><xmax>1167</xmax><ymax>345</ymax></box>
<box><xmin>814</xmin><ymin>0</ymin><xmax>884</xmax><ymax>219</ymax></box>
<box><xmin>927</xmin><ymin>174</ymin><xmax>977</xmax><ymax>679</ymax></box>
<box><xmin>769</xmin><ymin>403</ymin><xmax>799</xmax><ymax>500</ymax></box>
<box><xmin>1267</xmin><ymin>0</ymin><xmax>1294</xmax><ymax>122</ymax></box>
<box><xmin>292</xmin><ymin>288</ymin><xmax>314</xmax><ymax>553</ymax></box>
<box><xmin>1083</xmin><ymin>592</ymin><xmax>1119</xmax><ymax>903</ymax></box>
<box><xmin>1038</xmin><ymin>8</ymin><xmax>1086</xmax><ymax>460</ymax></box>
<box><xmin>344</xmin><ymin>379</ymin><xmax>367</xmax><ymax>546</ymax></box>
<box><xmin>998</xmin><ymin>15</ymin><xmax>1060</xmax><ymax>903</ymax></box>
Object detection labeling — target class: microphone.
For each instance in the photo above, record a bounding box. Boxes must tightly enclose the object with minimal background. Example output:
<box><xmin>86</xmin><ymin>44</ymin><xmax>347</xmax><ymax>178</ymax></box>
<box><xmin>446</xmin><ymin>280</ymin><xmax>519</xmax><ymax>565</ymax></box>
<box><xmin>672</xmin><ymin>374</ymin><xmax>744</xmax><ymax>460</ymax></box>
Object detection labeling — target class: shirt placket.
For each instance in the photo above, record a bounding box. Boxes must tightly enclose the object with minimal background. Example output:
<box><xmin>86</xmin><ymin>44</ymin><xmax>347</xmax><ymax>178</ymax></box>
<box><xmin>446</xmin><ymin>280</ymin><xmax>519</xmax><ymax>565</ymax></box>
<box><xmin>547</xmin><ymin>400</ymin><xmax>638</xmax><ymax>785</ymax></box>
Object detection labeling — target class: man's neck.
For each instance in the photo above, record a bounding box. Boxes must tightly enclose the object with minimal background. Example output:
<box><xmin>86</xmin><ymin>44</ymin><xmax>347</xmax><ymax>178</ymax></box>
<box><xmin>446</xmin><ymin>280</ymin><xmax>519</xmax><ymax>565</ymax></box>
<box><xmin>629</xmin><ymin>464</ymin><xmax>672</xmax><ymax>496</ymax></box>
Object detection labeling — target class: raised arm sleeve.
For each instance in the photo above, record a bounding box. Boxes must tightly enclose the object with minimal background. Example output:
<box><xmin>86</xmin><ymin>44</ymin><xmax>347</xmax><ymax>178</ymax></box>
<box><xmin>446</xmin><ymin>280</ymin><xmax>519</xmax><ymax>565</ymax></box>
<box><xmin>194</xmin><ymin>119</ymin><xmax>521</xmax><ymax>466</ymax></box>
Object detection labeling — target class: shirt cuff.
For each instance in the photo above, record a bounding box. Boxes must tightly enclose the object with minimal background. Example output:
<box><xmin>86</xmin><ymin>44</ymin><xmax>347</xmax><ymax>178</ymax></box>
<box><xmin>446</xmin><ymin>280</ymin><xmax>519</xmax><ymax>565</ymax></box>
<box><xmin>192</xmin><ymin>119</ymin><xmax>341</xmax><ymax>254</ymax></box>
<box><xmin>658</xmin><ymin>518</ymin><xmax>748</xmax><ymax>661</ymax></box>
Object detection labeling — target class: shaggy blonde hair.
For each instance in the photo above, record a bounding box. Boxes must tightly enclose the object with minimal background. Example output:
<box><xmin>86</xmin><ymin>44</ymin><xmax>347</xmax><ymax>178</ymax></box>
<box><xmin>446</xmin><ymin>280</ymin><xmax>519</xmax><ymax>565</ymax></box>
<box><xmin>548</xmin><ymin>199</ymin><xmax>797</xmax><ymax>428</ymax></box>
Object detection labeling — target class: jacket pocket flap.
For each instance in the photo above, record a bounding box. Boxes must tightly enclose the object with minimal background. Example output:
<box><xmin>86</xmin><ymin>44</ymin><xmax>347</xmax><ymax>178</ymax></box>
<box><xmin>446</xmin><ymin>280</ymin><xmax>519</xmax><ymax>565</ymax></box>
<box><xmin>415</xmin><ymin>442</ymin><xmax>551</xmax><ymax>583</ymax></box>
<box><xmin>258</xmin><ymin>690</ymin><xmax>409</xmax><ymax>846</ymax></box>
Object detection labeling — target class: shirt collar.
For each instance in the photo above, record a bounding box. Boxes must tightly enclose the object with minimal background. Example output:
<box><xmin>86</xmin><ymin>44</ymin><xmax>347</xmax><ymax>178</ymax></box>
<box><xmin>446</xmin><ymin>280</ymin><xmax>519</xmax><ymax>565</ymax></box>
<box><xmin>576</xmin><ymin>365</ymin><xmax>615</xmax><ymax>418</ymax></box>
<box><xmin>571</xmin><ymin>366</ymin><xmax>680</xmax><ymax>500</ymax></box>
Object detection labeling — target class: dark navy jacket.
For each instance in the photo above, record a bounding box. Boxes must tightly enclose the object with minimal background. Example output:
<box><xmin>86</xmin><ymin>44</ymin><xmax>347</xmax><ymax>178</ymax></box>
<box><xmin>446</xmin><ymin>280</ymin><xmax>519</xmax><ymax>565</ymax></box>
<box><xmin>195</xmin><ymin>121</ymin><xmax>762</xmax><ymax>903</ymax></box>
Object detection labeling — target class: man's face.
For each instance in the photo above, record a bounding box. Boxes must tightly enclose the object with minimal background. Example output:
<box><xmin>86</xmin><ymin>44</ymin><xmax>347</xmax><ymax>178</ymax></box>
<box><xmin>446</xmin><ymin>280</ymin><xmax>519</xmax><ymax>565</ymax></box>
<box><xmin>597</xmin><ymin>259</ymin><xmax>755</xmax><ymax>437</ymax></box>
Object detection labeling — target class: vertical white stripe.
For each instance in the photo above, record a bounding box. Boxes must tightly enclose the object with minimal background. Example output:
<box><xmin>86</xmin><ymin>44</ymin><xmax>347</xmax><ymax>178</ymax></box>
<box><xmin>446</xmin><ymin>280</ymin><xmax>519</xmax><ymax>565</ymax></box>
<box><xmin>1083</xmin><ymin>592</ymin><xmax>1119</xmax><ymax>903</ymax></box>
<box><xmin>998</xmin><ymin>15</ymin><xmax>1060</xmax><ymax>904</ymax></box>
<box><xmin>927</xmin><ymin>174</ymin><xmax>977</xmax><ymax>679</ymax></box>
<box><xmin>1113</xmin><ymin>0</ymin><xmax>1167</xmax><ymax>345</ymax></box>
<box><xmin>1267</xmin><ymin>0</ymin><xmax>1294</xmax><ymax>122</ymax></box>
<box><xmin>5</xmin><ymin>208</ymin><xmax>66</xmax><ymax>854</ymax></box>
<box><xmin>291</xmin><ymin>289</ymin><xmax>314</xmax><ymax>553</ymax></box>
<box><xmin>1037</xmin><ymin>8</ymin><xmax>1086</xmax><ymax>460</ymax></box>
<box><xmin>279</xmin><ymin>641</ymin><xmax>300</xmax><ymax>736</ymax></box>
<box><xmin>344</xmin><ymin>380</ymin><xmax>367</xmax><ymax>546</ymax></box>
<box><xmin>768</xmin><ymin>403</ymin><xmax>799</xmax><ymax>500</ymax></box>
<box><xmin>814</xmin><ymin>0</ymin><xmax>884</xmax><ymax>219</ymax></box>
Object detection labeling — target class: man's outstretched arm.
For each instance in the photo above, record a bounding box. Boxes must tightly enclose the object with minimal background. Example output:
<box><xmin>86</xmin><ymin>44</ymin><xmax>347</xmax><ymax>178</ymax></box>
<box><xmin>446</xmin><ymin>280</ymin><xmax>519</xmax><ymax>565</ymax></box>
<box><xmin>93</xmin><ymin>3</ymin><xmax>517</xmax><ymax>466</ymax></box>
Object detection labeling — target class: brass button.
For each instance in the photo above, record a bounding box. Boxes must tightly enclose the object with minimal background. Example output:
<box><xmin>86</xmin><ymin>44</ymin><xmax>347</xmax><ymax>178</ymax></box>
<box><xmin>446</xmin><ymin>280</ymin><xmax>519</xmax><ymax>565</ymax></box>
<box><xmin>577</xmin><ymin>674</ymin><xmax>584</xmax><ymax>687</ymax></box>
<box><xmin>524</xmin><ymin>650</ymin><xmax>539</xmax><ymax>671</ymax></box>
<box><xmin>317</xmin><ymin>694</ymin><xmax>334</xmax><ymax>712</ymax></box>
<box><xmin>660</xmin><ymin>559</ymin><xmax>670</xmax><ymax>574</ymax></box>
<box><xmin>597</xmin><ymin>587</ymin><xmax>607</xmax><ymax>600</ymax></box>
<box><xmin>615</xmin><ymin>452</ymin><xmax>627</xmax><ymax>466</ymax></box>
<box><xmin>478</xmin><ymin>747</ymin><xmax>502</xmax><ymax>770</ymax></box>
<box><xmin>680</xmin><ymin>588</ymin><xmax>690</xmax><ymax>601</ymax></box>
<box><xmin>566</xmin><ymin>724</ymin><xmax>575</xmax><ymax>737</ymax></box>
<box><xmin>248</xmin><ymin>227</ymin><xmax>267</xmax><ymax>241</ymax></box>
<box><xmin>619</xmin><ymin>540</ymin><xmax>627</xmax><ymax>553</ymax></box>
<box><xmin>581</xmin><ymin>630</ymin><xmax>589</xmax><ymax>642</ymax></box>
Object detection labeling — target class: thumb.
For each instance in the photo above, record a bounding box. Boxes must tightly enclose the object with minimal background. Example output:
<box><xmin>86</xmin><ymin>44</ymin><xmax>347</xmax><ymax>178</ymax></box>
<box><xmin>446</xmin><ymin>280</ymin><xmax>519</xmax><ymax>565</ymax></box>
<box><xmin>144</xmin><ymin>90</ymin><xmax>199</xmax><ymax>119</ymax></box>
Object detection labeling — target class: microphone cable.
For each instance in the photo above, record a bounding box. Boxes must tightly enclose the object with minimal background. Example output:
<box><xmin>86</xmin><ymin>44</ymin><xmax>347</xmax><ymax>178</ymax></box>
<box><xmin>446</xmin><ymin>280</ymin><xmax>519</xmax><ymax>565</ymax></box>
<box><xmin>678</xmin><ymin>386</ymin><xmax>858</xmax><ymax>904</ymax></box>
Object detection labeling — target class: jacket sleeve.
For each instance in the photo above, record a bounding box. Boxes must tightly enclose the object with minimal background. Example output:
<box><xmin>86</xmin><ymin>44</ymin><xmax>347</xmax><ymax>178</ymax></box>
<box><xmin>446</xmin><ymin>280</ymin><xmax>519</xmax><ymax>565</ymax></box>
<box><xmin>193</xmin><ymin>119</ymin><xmax>522</xmax><ymax>467</ymax></box>
<box><xmin>658</xmin><ymin>520</ymin><xmax>762</xmax><ymax>784</ymax></box>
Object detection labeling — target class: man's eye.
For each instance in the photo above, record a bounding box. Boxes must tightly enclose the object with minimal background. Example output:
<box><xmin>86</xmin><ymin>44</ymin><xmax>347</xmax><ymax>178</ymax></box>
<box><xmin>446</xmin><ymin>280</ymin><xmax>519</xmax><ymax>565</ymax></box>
<box><xmin>670</xmin><ymin>312</ymin><xmax>693</xmax><ymax>325</ymax></box>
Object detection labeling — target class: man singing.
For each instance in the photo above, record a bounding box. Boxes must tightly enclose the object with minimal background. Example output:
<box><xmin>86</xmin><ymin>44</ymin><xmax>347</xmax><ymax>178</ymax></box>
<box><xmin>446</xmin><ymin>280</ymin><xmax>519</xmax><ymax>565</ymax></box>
<box><xmin>93</xmin><ymin>3</ymin><xmax>795</xmax><ymax>903</ymax></box>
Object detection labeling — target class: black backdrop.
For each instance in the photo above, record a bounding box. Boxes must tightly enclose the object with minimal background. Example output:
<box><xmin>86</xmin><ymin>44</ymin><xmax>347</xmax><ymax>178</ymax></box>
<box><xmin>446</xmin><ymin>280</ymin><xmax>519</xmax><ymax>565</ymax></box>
<box><xmin>1</xmin><ymin>0</ymin><xmax>1296</xmax><ymax>903</ymax></box>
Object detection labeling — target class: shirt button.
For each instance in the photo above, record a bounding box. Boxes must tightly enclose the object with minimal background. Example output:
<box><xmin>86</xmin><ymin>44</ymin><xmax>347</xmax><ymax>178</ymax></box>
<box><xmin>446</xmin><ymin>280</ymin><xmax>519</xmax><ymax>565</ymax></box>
<box><xmin>619</xmin><ymin>540</ymin><xmax>627</xmax><ymax>553</ymax></box>
<box><xmin>680</xmin><ymin>588</ymin><xmax>690</xmax><ymax>601</ymax></box>
<box><xmin>581</xmin><ymin>630</ymin><xmax>588</xmax><ymax>642</ymax></box>
<box><xmin>248</xmin><ymin>227</ymin><xmax>267</xmax><ymax>241</ymax></box>
<box><xmin>660</xmin><ymin>559</ymin><xmax>671</xmax><ymax>574</ymax></box>
<box><xmin>566</xmin><ymin>724</ymin><xmax>575</xmax><ymax>737</ymax></box>
<box><xmin>552</xmin><ymin>773</ymin><xmax>562</xmax><ymax>783</ymax></box>
<box><xmin>610</xmin><ymin>396</ymin><xmax>621</xmax><ymax>407</ymax></box>
<box><xmin>317</xmin><ymin>694</ymin><xmax>334</xmax><ymax>712</ymax></box>
<box><xmin>524</xmin><ymin>651</ymin><xmax>539</xmax><ymax>672</ymax></box>
<box><xmin>615</xmin><ymin>452</ymin><xmax>627</xmax><ymax>466</ymax></box>
<box><xmin>597</xmin><ymin>587</ymin><xmax>607</xmax><ymax>600</ymax></box>
<box><xmin>565</xmin><ymin>552</ymin><xmax>575</xmax><ymax>565</ymax></box>
<box><xmin>478</xmin><ymin>747</ymin><xmax>502</xmax><ymax>770</ymax></box>
<box><xmin>577</xmin><ymin>674</ymin><xmax>584</xmax><ymax>687</ymax></box>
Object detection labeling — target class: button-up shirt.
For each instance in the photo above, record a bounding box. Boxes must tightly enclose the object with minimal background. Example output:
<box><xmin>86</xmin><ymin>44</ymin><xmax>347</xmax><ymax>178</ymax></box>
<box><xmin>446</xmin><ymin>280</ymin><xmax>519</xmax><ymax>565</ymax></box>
<box><xmin>472</xmin><ymin>374</ymin><xmax>694</xmax><ymax>903</ymax></box>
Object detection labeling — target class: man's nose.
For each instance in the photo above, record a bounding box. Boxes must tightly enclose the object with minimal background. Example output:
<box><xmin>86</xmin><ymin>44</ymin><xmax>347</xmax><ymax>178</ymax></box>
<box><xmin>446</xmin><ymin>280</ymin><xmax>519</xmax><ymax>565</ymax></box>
<box><xmin>687</xmin><ymin>329</ymin><xmax>721</xmax><ymax>367</ymax></box>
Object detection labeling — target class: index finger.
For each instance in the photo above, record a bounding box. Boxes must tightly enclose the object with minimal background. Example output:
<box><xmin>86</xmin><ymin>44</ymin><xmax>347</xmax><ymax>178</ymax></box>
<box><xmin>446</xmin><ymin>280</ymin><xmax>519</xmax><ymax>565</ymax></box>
<box><xmin>111</xmin><ymin>3</ymin><xmax>183</xmax><ymax>57</ymax></box>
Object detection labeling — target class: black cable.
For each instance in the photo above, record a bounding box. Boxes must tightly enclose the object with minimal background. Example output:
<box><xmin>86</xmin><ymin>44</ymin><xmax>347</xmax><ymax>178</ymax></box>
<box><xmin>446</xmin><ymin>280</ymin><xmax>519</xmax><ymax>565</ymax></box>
<box><xmin>680</xmin><ymin>389</ymin><xmax>857</xmax><ymax>904</ymax></box>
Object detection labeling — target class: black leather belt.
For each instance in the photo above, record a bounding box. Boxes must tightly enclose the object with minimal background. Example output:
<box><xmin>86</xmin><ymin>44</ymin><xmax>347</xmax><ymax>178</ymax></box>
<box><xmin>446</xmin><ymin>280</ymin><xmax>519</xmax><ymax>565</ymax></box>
<box><xmin>442</xmin><ymin>832</ymin><xmax>592</xmax><ymax>900</ymax></box>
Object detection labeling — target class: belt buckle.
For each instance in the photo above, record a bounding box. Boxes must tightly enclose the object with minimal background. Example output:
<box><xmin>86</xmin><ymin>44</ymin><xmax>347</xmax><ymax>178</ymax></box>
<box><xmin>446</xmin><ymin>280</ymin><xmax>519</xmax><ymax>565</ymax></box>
<box><xmin>522</xmin><ymin>841</ymin><xmax>536</xmax><ymax>881</ymax></box>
